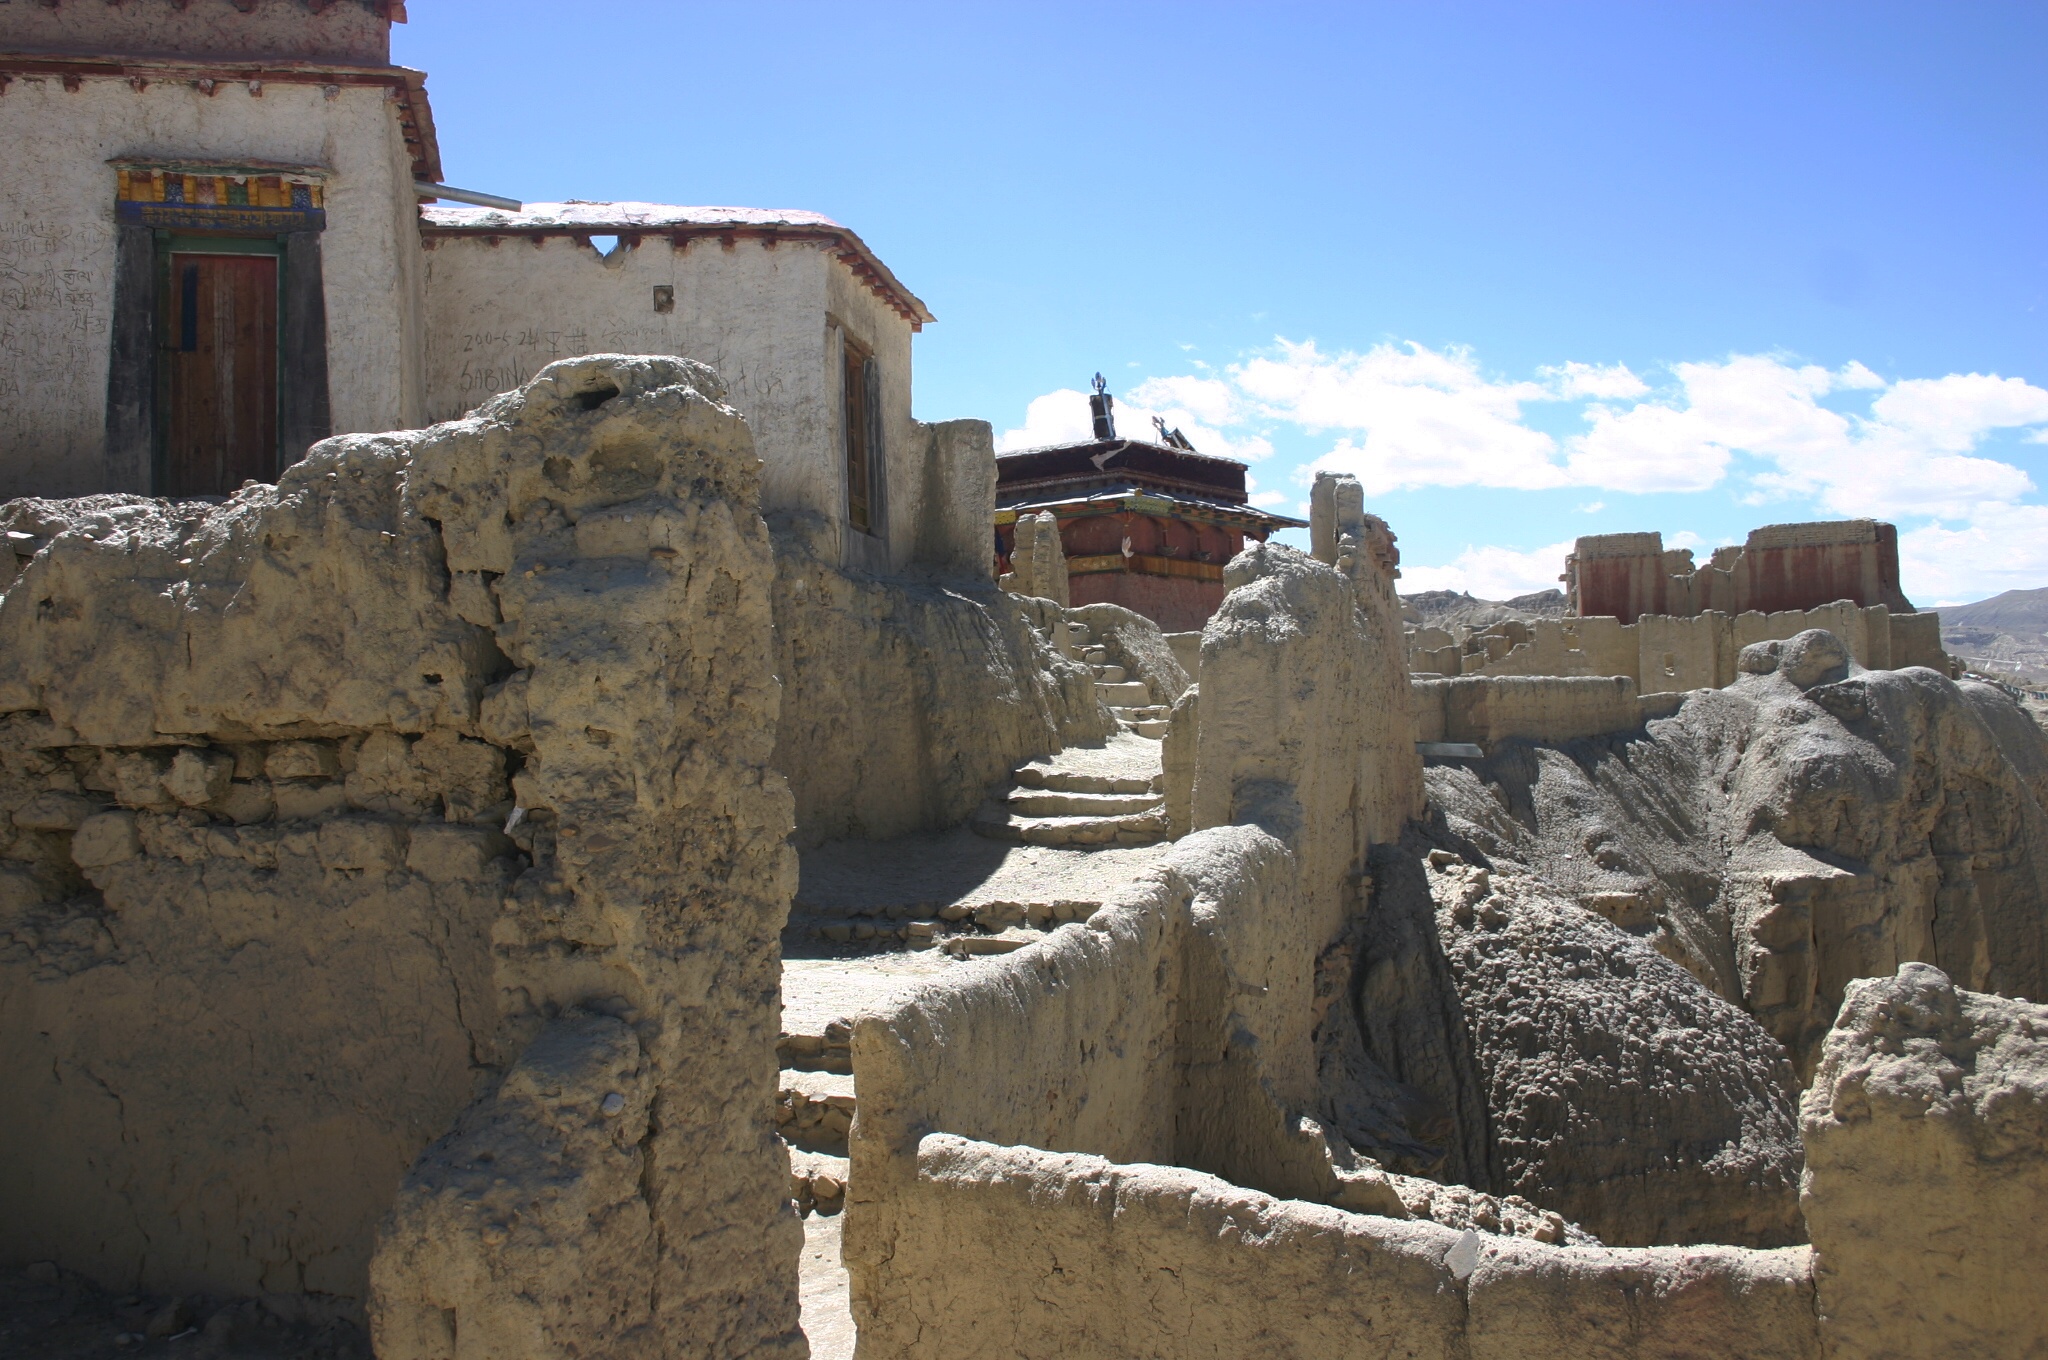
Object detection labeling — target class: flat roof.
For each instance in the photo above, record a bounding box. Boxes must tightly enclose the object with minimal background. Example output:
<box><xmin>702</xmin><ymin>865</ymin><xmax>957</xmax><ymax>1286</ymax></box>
<box><xmin>417</xmin><ymin>201</ymin><xmax>934</xmax><ymax>330</ymax></box>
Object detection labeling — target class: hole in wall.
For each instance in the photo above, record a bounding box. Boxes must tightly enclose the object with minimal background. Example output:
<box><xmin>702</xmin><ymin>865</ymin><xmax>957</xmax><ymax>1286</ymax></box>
<box><xmin>589</xmin><ymin>234</ymin><xmax>620</xmax><ymax>257</ymax></box>
<box><xmin>574</xmin><ymin>384</ymin><xmax>622</xmax><ymax>412</ymax></box>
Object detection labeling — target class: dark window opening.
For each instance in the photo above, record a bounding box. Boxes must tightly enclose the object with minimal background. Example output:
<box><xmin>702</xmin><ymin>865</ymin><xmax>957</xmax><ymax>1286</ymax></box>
<box><xmin>843</xmin><ymin>335</ymin><xmax>875</xmax><ymax>534</ymax></box>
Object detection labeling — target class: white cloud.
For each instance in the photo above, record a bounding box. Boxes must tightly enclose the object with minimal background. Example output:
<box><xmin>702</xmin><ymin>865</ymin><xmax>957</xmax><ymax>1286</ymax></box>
<box><xmin>1400</xmin><ymin>540</ymin><xmax>1575</xmax><ymax>600</ymax></box>
<box><xmin>1577</xmin><ymin>500</ymin><xmax>1606</xmax><ymax>513</ymax></box>
<box><xmin>1565</xmin><ymin>399</ymin><xmax>1731</xmax><ymax>493</ymax></box>
<box><xmin>1899</xmin><ymin>504</ymin><xmax>2048</xmax><ymax>606</ymax></box>
<box><xmin>996</xmin><ymin>388</ymin><xmax>1096</xmax><ymax>452</ymax></box>
<box><xmin>996</xmin><ymin>382</ymin><xmax>1273</xmax><ymax>462</ymax></box>
<box><xmin>1234</xmin><ymin>340</ymin><xmax>1566</xmax><ymax>494</ymax></box>
<box><xmin>1542</xmin><ymin>361</ymin><xmax>1649</xmax><ymax>400</ymax></box>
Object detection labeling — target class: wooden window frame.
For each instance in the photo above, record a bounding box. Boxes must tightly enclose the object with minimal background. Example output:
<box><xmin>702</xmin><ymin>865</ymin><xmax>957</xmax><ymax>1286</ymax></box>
<box><xmin>841</xmin><ymin>331</ymin><xmax>886</xmax><ymax>539</ymax></box>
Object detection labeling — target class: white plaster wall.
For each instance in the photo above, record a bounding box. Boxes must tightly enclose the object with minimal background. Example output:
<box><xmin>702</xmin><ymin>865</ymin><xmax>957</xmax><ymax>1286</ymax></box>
<box><xmin>0</xmin><ymin>0</ymin><xmax>390</xmax><ymax>64</ymax></box>
<box><xmin>0</xmin><ymin>75</ymin><xmax>417</xmax><ymax>499</ymax></box>
<box><xmin>422</xmin><ymin>236</ymin><xmax>874</xmax><ymax>541</ymax></box>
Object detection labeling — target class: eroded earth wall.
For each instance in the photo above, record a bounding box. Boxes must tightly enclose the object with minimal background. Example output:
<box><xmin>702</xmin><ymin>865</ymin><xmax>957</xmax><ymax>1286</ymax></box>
<box><xmin>0</xmin><ymin>355</ymin><xmax>803</xmax><ymax>1357</ymax></box>
<box><xmin>1802</xmin><ymin>963</ymin><xmax>2048</xmax><ymax>1358</ymax></box>
<box><xmin>845</xmin><ymin>823</ymin><xmax>1820</xmax><ymax>1357</ymax></box>
<box><xmin>1191</xmin><ymin>475</ymin><xmax>1422</xmax><ymax>942</ymax></box>
<box><xmin>768</xmin><ymin>510</ymin><xmax>1106</xmax><ymax>848</ymax></box>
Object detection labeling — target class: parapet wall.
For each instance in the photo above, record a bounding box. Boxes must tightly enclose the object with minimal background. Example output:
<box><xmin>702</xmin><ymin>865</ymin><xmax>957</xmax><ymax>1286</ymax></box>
<box><xmin>1412</xmin><ymin>674</ymin><xmax>1673</xmax><ymax>746</ymax></box>
<box><xmin>0</xmin><ymin>357</ymin><xmax>804</xmax><ymax>1356</ymax></box>
<box><xmin>894</xmin><ymin>1136</ymin><xmax>1819</xmax><ymax>1360</ymax></box>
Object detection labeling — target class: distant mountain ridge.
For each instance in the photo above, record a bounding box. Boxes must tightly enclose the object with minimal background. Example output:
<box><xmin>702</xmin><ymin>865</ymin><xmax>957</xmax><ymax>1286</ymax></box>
<box><xmin>1941</xmin><ymin>587</ymin><xmax>2048</xmax><ymax>639</ymax></box>
<box><xmin>1401</xmin><ymin>588</ymin><xmax>1566</xmax><ymax>632</ymax></box>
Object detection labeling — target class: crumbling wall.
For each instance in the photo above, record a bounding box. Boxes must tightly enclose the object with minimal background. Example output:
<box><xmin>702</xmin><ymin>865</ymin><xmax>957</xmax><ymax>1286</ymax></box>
<box><xmin>1452</xmin><ymin>601</ymin><xmax>1919</xmax><ymax>689</ymax></box>
<box><xmin>869</xmin><ymin>1137</ymin><xmax>1819</xmax><ymax>1360</ymax></box>
<box><xmin>999</xmin><ymin>508</ymin><xmax>1068</xmax><ymax>605</ymax></box>
<box><xmin>769</xmin><ymin>511</ymin><xmax>1105</xmax><ymax>847</ymax></box>
<box><xmin>1192</xmin><ymin>473</ymin><xmax>1421</xmax><ymax>942</ymax></box>
<box><xmin>912</xmin><ymin>418</ymin><xmax>1000</xmax><ymax>579</ymax></box>
<box><xmin>1412</xmin><ymin>675</ymin><xmax>1650</xmax><ymax>746</ymax></box>
<box><xmin>0</xmin><ymin>356</ymin><xmax>805</xmax><ymax>1356</ymax></box>
<box><xmin>1801</xmin><ymin>963</ymin><xmax>2048</xmax><ymax>1358</ymax></box>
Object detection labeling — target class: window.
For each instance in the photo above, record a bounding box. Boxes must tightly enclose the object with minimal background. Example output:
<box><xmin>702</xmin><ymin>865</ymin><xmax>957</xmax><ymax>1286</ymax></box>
<box><xmin>842</xmin><ymin>334</ymin><xmax>885</xmax><ymax>536</ymax></box>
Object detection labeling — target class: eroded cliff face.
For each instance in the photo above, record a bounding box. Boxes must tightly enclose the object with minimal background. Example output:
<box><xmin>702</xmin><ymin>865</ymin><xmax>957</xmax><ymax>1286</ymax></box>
<box><xmin>1429</xmin><ymin>858</ymin><xmax>1803</xmax><ymax>1247</ymax></box>
<box><xmin>0</xmin><ymin>356</ymin><xmax>804</xmax><ymax>1357</ymax></box>
<box><xmin>769</xmin><ymin>511</ymin><xmax>1106</xmax><ymax>848</ymax></box>
<box><xmin>1428</xmin><ymin>630</ymin><xmax>2048</xmax><ymax>1079</ymax></box>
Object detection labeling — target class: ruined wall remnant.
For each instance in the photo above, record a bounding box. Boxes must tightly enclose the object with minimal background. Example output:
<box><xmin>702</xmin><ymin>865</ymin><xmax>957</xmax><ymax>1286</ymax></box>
<box><xmin>1411</xmin><ymin>674</ymin><xmax>1655</xmax><ymax>747</ymax></box>
<box><xmin>1190</xmin><ymin>472</ymin><xmax>1421</xmax><ymax>942</ymax></box>
<box><xmin>846</xmin><ymin>821</ymin><xmax>1822</xmax><ymax>1355</ymax></box>
<box><xmin>769</xmin><ymin>510</ymin><xmax>1106</xmax><ymax>848</ymax></box>
<box><xmin>1000</xmin><ymin>508</ymin><xmax>1069</xmax><ymax>605</ymax></box>
<box><xmin>1802</xmin><ymin>963</ymin><xmax>2048</xmax><ymax>1358</ymax></box>
<box><xmin>1566</xmin><ymin>520</ymin><xmax>1915</xmax><ymax>624</ymax></box>
<box><xmin>884</xmin><ymin>1137</ymin><xmax>1820</xmax><ymax>1360</ymax></box>
<box><xmin>1424</xmin><ymin>599</ymin><xmax>1954</xmax><ymax>691</ymax></box>
<box><xmin>1</xmin><ymin>355</ymin><xmax>805</xmax><ymax>1356</ymax></box>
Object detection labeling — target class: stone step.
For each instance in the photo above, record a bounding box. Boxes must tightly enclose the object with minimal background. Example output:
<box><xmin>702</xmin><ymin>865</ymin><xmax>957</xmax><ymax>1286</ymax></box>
<box><xmin>1126</xmin><ymin>720</ymin><xmax>1170</xmax><ymax>738</ymax></box>
<box><xmin>1097</xmin><ymin>679</ymin><xmax>1153</xmax><ymax>705</ymax></box>
<box><xmin>779</xmin><ymin>1021</ymin><xmax>853</xmax><ymax>1074</ymax></box>
<box><xmin>943</xmin><ymin>930</ymin><xmax>1039</xmax><ymax>958</ymax></box>
<box><xmin>1012</xmin><ymin>764</ymin><xmax>1157</xmax><ymax>795</ymax></box>
<box><xmin>1067</xmin><ymin>624</ymin><xmax>1092</xmax><ymax>644</ymax></box>
<box><xmin>1093</xmin><ymin>664</ymin><xmax>1127</xmax><ymax>684</ymax></box>
<box><xmin>790</xmin><ymin>1148</ymin><xmax>849</xmax><ymax>1217</ymax></box>
<box><xmin>943</xmin><ymin>898</ymin><xmax>1099</xmax><ymax>931</ymax></box>
<box><xmin>1110</xmin><ymin>704</ymin><xmax>1173</xmax><ymax>721</ymax></box>
<box><xmin>789</xmin><ymin>915</ymin><xmax>942</xmax><ymax>950</ymax></box>
<box><xmin>970</xmin><ymin>801</ymin><xmax>1172</xmax><ymax>847</ymax></box>
<box><xmin>1005</xmin><ymin>788</ymin><xmax>1162</xmax><ymax>817</ymax></box>
<box><xmin>1083</xmin><ymin>646</ymin><xmax>1109</xmax><ymax>665</ymax></box>
<box><xmin>778</xmin><ymin>1068</ymin><xmax>857</xmax><ymax>1155</ymax></box>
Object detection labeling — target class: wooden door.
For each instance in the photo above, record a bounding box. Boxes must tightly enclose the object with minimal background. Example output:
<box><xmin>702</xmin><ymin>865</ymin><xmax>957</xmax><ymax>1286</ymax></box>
<box><xmin>166</xmin><ymin>253</ymin><xmax>277</xmax><ymax>497</ymax></box>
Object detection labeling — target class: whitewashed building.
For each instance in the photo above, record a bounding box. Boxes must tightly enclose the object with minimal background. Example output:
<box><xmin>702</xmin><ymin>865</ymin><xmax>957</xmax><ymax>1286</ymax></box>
<box><xmin>0</xmin><ymin>0</ymin><xmax>978</xmax><ymax>574</ymax></box>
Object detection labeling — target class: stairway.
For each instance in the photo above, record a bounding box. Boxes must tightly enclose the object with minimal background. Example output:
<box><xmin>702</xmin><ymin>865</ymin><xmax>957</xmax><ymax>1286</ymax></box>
<box><xmin>970</xmin><ymin>732</ymin><xmax>1170</xmax><ymax>847</ymax></box>
<box><xmin>1071</xmin><ymin>621</ymin><xmax>1172</xmax><ymax>737</ymax></box>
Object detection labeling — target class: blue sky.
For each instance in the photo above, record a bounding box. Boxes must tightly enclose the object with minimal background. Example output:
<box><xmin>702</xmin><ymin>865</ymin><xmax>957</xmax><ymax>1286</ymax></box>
<box><xmin>397</xmin><ymin>2</ymin><xmax>2048</xmax><ymax>605</ymax></box>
